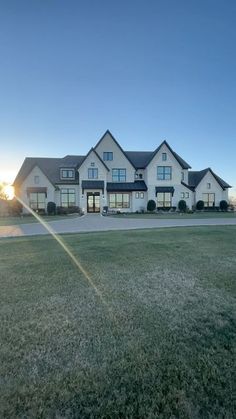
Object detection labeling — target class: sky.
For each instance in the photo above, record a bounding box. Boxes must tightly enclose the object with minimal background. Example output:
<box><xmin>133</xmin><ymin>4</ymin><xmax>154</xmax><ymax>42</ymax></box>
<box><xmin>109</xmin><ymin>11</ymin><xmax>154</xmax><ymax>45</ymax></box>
<box><xmin>0</xmin><ymin>0</ymin><xmax>235</xmax><ymax>195</ymax></box>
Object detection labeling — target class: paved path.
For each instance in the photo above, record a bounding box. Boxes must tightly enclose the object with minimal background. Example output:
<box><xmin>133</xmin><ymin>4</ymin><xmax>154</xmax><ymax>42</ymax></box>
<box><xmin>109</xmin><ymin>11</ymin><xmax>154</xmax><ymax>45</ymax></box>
<box><xmin>0</xmin><ymin>214</ymin><xmax>236</xmax><ymax>238</ymax></box>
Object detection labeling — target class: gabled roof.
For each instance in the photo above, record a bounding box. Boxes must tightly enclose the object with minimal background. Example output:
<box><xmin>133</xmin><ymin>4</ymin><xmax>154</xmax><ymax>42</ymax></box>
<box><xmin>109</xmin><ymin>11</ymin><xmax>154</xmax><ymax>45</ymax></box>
<box><xmin>13</xmin><ymin>155</ymin><xmax>84</xmax><ymax>187</ymax></box>
<box><xmin>125</xmin><ymin>141</ymin><xmax>191</xmax><ymax>170</ymax></box>
<box><xmin>188</xmin><ymin>168</ymin><xmax>231</xmax><ymax>190</ymax></box>
<box><xmin>144</xmin><ymin>140</ymin><xmax>191</xmax><ymax>169</ymax></box>
<box><xmin>94</xmin><ymin>130</ymin><xmax>136</xmax><ymax>169</ymax></box>
<box><xmin>77</xmin><ymin>148</ymin><xmax>110</xmax><ymax>171</ymax></box>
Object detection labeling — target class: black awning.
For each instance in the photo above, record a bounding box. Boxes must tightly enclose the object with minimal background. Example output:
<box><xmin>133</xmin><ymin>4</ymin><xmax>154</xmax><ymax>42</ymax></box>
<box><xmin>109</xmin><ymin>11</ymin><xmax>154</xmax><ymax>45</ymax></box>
<box><xmin>107</xmin><ymin>181</ymin><xmax>147</xmax><ymax>192</ymax></box>
<box><xmin>155</xmin><ymin>187</ymin><xmax>175</xmax><ymax>196</ymax></box>
<box><xmin>81</xmin><ymin>180</ymin><xmax>104</xmax><ymax>193</ymax></box>
<box><xmin>27</xmin><ymin>187</ymin><xmax>47</xmax><ymax>196</ymax></box>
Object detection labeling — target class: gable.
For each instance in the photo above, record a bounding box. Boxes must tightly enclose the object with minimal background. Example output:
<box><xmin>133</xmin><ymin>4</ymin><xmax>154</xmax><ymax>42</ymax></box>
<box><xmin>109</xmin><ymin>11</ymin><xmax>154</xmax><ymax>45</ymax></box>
<box><xmin>146</xmin><ymin>141</ymin><xmax>191</xmax><ymax>170</ymax></box>
<box><xmin>94</xmin><ymin>130</ymin><xmax>136</xmax><ymax>170</ymax></box>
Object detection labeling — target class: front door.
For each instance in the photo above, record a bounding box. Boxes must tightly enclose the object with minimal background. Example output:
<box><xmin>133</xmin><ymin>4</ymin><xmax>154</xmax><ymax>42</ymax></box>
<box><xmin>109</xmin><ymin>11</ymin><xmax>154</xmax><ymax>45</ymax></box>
<box><xmin>87</xmin><ymin>192</ymin><xmax>100</xmax><ymax>213</ymax></box>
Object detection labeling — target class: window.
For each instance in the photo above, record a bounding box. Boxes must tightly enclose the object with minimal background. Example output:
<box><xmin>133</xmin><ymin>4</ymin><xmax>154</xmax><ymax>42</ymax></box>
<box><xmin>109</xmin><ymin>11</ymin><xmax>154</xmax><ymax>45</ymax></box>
<box><xmin>181</xmin><ymin>172</ymin><xmax>184</xmax><ymax>181</ymax></box>
<box><xmin>61</xmin><ymin>188</ymin><xmax>76</xmax><ymax>207</ymax></box>
<box><xmin>181</xmin><ymin>192</ymin><xmax>185</xmax><ymax>199</ymax></box>
<box><xmin>203</xmin><ymin>193</ymin><xmax>215</xmax><ymax>207</ymax></box>
<box><xmin>185</xmin><ymin>192</ymin><xmax>189</xmax><ymax>198</ymax></box>
<box><xmin>109</xmin><ymin>193</ymin><xmax>130</xmax><ymax>208</ymax></box>
<box><xmin>103</xmin><ymin>152</ymin><xmax>113</xmax><ymax>161</ymax></box>
<box><xmin>157</xmin><ymin>166</ymin><xmax>172</xmax><ymax>180</ymax></box>
<box><xmin>29</xmin><ymin>193</ymin><xmax>45</xmax><ymax>210</ymax></box>
<box><xmin>61</xmin><ymin>169</ymin><xmax>75</xmax><ymax>179</ymax></box>
<box><xmin>207</xmin><ymin>183</ymin><xmax>211</xmax><ymax>189</ymax></box>
<box><xmin>157</xmin><ymin>192</ymin><xmax>172</xmax><ymax>208</ymax></box>
<box><xmin>135</xmin><ymin>192</ymin><xmax>144</xmax><ymax>199</ymax></box>
<box><xmin>162</xmin><ymin>153</ymin><xmax>167</xmax><ymax>161</ymax></box>
<box><xmin>112</xmin><ymin>169</ymin><xmax>126</xmax><ymax>182</ymax></box>
<box><xmin>135</xmin><ymin>173</ymin><xmax>143</xmax><ymax>179</ymax></box>
<box><xmin>88</xmin><ymin>168</ymin><xmax>98</xmax><ymax>179</ymax></box>
<box><xmin>91</xmin><ymin>162</ymin><xmax>95</xmax><ymax>167</ymax></box>
<box><xmin>34</xmin><ymin>175</ymin><xmax>39</xmax><ymax>184</ymax></box>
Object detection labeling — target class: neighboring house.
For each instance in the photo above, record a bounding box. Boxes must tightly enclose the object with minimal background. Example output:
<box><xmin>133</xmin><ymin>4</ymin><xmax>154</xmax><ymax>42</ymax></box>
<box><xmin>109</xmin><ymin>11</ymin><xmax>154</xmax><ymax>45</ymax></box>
<box><xmin>13</xmin><ymin>130</ymin><xmax>231</xmax><ymax>213</ymax></box>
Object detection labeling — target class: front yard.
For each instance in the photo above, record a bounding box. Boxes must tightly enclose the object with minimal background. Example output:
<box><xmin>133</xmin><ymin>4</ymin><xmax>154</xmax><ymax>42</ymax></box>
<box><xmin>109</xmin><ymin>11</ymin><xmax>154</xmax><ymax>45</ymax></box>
<box><xmin>112</xmin><ymin>211</ymin><xmax>236</xmax><ymax>219</ymax></box>
<box><xmin>1</xmin><ymin>227</ymin><xmax>235</xmax><ymax>418</ymax></box>
<box><xmin>0</xmin><ymin>214</ymin><xmax>79</xmax><ymax>226</ymax></box>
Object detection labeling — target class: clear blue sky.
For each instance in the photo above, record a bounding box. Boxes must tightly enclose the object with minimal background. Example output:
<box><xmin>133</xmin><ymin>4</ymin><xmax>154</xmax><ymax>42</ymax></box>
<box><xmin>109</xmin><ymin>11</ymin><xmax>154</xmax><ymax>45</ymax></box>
<box><xmin>0</xmin><ymin>0</ymin><xmax>235</xmax><ymax>195</ymax></box>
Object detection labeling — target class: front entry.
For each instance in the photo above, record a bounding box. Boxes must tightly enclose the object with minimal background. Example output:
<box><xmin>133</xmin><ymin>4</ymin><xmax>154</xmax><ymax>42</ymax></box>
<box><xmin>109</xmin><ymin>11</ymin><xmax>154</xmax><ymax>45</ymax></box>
<box><xmin>87</xmin><ymin>192</ymin><xmax>100</xmax><ymax>213</ymax></box>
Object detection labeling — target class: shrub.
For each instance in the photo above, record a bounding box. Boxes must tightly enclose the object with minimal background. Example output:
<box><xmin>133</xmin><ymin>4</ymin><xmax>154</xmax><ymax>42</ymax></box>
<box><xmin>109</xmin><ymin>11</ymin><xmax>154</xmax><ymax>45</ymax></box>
<box><xmin>8</xmin><ymin>198</ymin><xmax>23</xmax><ymax>216</ymax></box>
<box><xmin>47</xmin><ymin>201</ymin><xmax>56</xmax><ymax>215</ymax></box>
<box><xmin>147</xmin><ymin>199</ymin><xmax>156</xmax><ymax>212</ymax></box>
<box><xmin>196</xmin><ymin>200</ymin><xmax>204</xmax><ymax>210</ymax></box>
<box><xmin>178</xmin><ymin>200</ymin><xmax>187</xmax><ymax>212</ymax></box>
<box><xmin>56</xmin><ymin>206</ymin><xmax>80</xmax><ymax>215</ymax></box>
<box><xmin>220</xmin><ymin>200</ymin><xmax>228</xmax><ymax>211</ymax></box>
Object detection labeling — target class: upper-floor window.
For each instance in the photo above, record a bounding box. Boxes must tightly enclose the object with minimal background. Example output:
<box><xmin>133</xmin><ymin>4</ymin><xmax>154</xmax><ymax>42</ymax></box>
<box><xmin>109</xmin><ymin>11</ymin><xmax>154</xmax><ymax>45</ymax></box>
<box><xmin>135</xmin><ymin>172</ymin><xmax>143</xmax><ymax>180</ymax></box>
<box><xmin>88</xmin><ymin>168</ymin><xmax>98</xmax><ymax>179</ymax></box>
<box><xmin>34</xmin><ymin>175</ymin><xmax>39</xmax><ymax>184</ymax></box>
<box><xmin>162</xmin><ymin>153</ymin><xmax>167</xmax><ymax>161</ymax></box>
<box><xmin>112</xmin><ymin>168</ymin><xmax>126</xmax><ymax>182</ymax></box>
<box><xmin>103</xmin><ymin>152</ymin><xmax>113</xmax><ymax>161</ymax></box>
<box><xmin>61</xmin><ymin>169</ymin><xmax>75</xmax><ymax>179</ymax></box>
<box><xmin>157</xmin><ymin>166</ymin><xmax>172</xmax><ymax>180</ymax></box>
<box><xmin>207</xmin><ymin>183</ymin><xmax>211</xmax><ymax>189</ymax></box>
<box><xmin>181</xmin><ymin>171</ymin><xmax>184</xmax><ymax>181</ymax></box>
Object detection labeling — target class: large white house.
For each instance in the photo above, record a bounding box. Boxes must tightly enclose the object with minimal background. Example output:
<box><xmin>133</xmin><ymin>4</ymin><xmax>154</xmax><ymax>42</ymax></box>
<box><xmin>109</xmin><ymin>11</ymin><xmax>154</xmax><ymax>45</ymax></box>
<box><xmin>14</xmin><ymin>130</ymin><xmax>231</xmax><ymax>214</ymax></box>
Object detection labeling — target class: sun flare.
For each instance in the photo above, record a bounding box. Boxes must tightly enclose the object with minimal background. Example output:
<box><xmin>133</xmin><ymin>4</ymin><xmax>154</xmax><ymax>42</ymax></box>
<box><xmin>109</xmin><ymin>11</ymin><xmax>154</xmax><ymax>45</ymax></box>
<box><xmin>3</xmin><ymin>185</ymin><xmax>15</xmax><ymax>200</ymax></box>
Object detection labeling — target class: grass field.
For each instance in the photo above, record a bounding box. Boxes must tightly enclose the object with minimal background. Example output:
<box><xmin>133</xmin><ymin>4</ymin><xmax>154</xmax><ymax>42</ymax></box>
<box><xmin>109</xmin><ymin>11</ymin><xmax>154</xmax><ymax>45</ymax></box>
<box><xmin>1</xmin><ymin>227</ymin><xmax>236</xmax><ymax>418</ymax></box>
<box><xmin>113</xmin><ymin>211</ymin><xmax>236</xmax><ymax>219</ymax></box>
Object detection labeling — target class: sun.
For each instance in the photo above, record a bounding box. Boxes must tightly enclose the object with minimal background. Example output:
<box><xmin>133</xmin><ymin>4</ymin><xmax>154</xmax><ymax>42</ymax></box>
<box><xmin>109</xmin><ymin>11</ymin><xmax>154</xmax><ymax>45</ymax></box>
<box><xmin>3</xmin><ymin>185</ymin><xmax>15</xmax><ymax>200</ymax></box>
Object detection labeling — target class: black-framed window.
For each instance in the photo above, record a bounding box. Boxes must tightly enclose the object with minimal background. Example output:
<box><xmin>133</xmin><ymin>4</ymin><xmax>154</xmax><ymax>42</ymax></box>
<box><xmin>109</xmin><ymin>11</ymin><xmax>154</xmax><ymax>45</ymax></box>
<box><xmin>181</xmin><ymin>171</ymin><xmax>184</xmax><ymax>181</ymax></box>
<box><xmin>34</xmin><ymin>175</ymin><xmax>39</xmax><ymax>184</ymax></box>
<box><xmin>135</xmin><ymin>192</ymin><xmax>144</xmax><ymax>199</ymax></box>
<box><xmin>207</xmin><ymin>183</ymin><xmax>211</xmax><ymax>189</ymax></box>
<box><xmin>61</xmin><ymin>188</ymin><xmax>76</xmax><ymax>207</ymax></box>
<box><xmin>157</xmin><ymin>166</ymin><xmax>172</xmax><ymax>180</ymax></box>
<box><xmin>88</xmin><ymin>168</ymin><xmax>98</xmax><ymax>179</ymax></box>
<box><xmin>202</xmin><ymin>193</ymin><xmax>215</xmax><ymax>207</ymax></box>
<box><xmin>109</xmin><ymin>193</ymin><xmax>130</xmax><ymax>208</ymax></box>
<box><xmin>103</xmin><ymin>152</ymin><xmax>113</xmax><ymax>161</ymax></box>
<box><xmin>162</xmin><ymin>153</ymin><xmax>167</xmax><ymax>161</ymax></box>
<box><xmin>60</xmin><ymin>169</ymin><xmax>75</xmax><ymax>179</ymax></box>
<box><xmin>29</xmin><ymin>192</ymin><xmax>45</xmax><ymax>210</ymax></box>
<box><xmin>157</xmin><ymin>192</ymin><xmax>172</xmax><ymax>208</ymax></box>
<box><xmin>112</xmin><ymin>169</ymin><xmax>126</xmax><ymax>182</ymax></box>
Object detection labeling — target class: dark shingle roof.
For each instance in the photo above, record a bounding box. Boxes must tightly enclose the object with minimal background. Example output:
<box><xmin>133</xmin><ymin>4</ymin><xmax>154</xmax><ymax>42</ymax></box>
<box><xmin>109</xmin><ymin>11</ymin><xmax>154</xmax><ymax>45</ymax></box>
<box><xmin>107</xmin><ymin>181</ymin><xmax>147</xmax><ymax>192</ymax></box>
<box><xmin>125</xmin><ymin>141</ymin><xmax>191</xmax><ymax>169</ymax></box>
<box><xmin>13</xmin><ymin>155</ymin><xmax>85</xmax><ymax>187</ymax></box>
<box><xmin>188</xmin><ymin>168</ymin><xmax>231</xmax><ymax>189</ymax></box>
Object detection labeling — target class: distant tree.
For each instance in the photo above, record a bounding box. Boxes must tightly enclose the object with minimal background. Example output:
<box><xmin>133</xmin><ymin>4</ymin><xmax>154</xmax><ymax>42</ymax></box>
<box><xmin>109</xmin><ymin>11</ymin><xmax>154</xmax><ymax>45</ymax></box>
<box><xmin>8</xmin><ymin>198</ymin><xmax>23</xmax><ymax>216</ymax></box>
<box><xmin>147</xmin><ymin>199</ymin><xmax>156</xmax><ymax>212</ymax></box>
<box><xmin>0</xmin><ymin>183</ymin><xmax>7</xmax><ymax>200</ymax></box>
<box><xmin>178</xmin><ymin>200</ymin><xmax>187</xmax><ymax>212</ymax></box>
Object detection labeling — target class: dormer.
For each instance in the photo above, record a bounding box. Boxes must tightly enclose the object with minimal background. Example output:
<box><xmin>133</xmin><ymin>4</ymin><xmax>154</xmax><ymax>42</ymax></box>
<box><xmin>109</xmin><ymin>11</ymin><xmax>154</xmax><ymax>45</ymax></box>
<box><xmin>60</xmin><ymin>168</ymin><xmax>75</xmax><ymax>180</ymax></box>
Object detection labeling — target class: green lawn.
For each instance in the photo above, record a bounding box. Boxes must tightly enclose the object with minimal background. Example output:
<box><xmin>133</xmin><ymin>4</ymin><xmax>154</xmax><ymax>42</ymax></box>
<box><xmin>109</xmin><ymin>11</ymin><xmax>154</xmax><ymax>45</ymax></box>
<box><xmin>0</xmin><ymin>214</ymin><xmax>79</xmax><ymax>226</ymax></box>
<box><xmin>113</xmin><ymin>211</ymin><xmax>236</xmax><ymax>219</ymax></box>
<box><xmin>1</xmin><ymin>227</ymin><xmax>236</xmax><ymax>418</ymax></box>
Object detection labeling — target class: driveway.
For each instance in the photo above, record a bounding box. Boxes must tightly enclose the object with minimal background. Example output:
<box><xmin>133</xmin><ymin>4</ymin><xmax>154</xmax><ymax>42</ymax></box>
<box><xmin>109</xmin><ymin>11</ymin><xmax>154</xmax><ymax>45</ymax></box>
<box><xmin>1</xmin><ymin>214</ymin><xmax>236</xmax><ymax>238</ymax></box>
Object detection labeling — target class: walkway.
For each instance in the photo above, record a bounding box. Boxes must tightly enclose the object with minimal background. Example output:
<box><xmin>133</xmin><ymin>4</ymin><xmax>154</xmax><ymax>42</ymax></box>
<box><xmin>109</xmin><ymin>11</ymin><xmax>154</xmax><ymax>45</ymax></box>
<box><xmin>1</xmin><ymin>214</ymin><xmax>236</xmax><ymax>238</ymax></box>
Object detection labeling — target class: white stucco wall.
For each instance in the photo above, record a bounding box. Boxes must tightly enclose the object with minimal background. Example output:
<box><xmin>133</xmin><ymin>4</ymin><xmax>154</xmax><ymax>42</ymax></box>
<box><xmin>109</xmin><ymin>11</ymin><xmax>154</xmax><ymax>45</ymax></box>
<box><xmin>195</xmin><ymin>171</ymin><xmax>229</xmax><ymax>206</ymax></box>
<box><xmin>19</xmin><ymin>166</ymin><xmax>55</xmax><ymax>213</ymax></box>
<box><xmin>95</xmin><ymin>132</ymin><xmax>135</xmax><ymax>182</ymax></box>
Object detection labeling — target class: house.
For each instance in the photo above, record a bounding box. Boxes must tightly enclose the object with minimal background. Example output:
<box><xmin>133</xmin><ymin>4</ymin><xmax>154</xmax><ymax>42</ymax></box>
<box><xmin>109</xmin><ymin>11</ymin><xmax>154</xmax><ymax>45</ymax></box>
<box><xmin>13</xmin><ymin>130</ymin><xmax>231</xmax><ymax>214</ymax></box>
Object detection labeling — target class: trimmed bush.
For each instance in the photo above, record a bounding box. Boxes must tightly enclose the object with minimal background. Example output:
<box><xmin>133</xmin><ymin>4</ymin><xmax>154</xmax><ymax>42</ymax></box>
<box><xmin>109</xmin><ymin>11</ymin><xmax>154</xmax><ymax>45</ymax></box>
<box><xmin>220</xmin><ymin>200</ymin><xmax>228</xmax><ymax>211</ymax></box>
<box><xmin>178</xmin><ymin>200</ymin><xmax>187</xmax><ymax>212</ymax></box>
<box><xmin>47</xmin><ymin>201</ymin><xmax>56</xmax><ymax>215</ymax></box>
<box><xmin>147</xmin><ymin>199</ymin><xmax>156</xmax><ymax>212</ymax></box>
<box><xmin>196</xmin><ymin>200</ymin><xmax>204</xmax><ymax>210</ymax></box>
<box><xmin>56</xmin><ymin>206</ymin><xmax>80</xmax><ymax>215</ymax></box>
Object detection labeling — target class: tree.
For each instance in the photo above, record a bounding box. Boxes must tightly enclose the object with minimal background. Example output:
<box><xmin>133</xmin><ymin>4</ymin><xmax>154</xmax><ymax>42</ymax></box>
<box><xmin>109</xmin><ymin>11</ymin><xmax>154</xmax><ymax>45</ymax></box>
<box><xmin>0</xmin><ymin>183</ymin><xmax>7</xmax><ymax>200</ymax></box>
